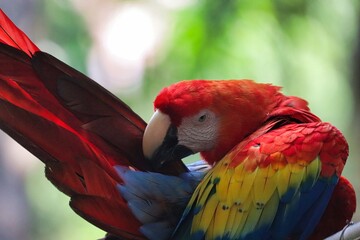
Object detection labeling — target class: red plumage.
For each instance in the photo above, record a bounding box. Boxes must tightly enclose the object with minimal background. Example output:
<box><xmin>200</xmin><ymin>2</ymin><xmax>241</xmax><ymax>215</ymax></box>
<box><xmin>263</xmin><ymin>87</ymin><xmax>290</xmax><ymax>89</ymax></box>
<box><xmin>0</xmin><ymin>9</ymin><xmax>356</xmax><ymax>240</ymax></box>
<box><xmin>153</xmin><ymin>81</ymin><xmax>356</xmax><ymax>239</ymax></box>
<box><xmin>0</xmin><ymin>9</ymin><xmax>186</xmax><ymax>239</ymax></box>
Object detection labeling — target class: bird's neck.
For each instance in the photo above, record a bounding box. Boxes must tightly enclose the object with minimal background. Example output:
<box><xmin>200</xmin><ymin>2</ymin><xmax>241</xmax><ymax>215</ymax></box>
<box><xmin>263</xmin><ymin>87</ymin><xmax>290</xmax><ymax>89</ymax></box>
<box><xmin>200</xmin><ymin>119</ymin><xmax>265</xmax><ymax>165</ymax></box>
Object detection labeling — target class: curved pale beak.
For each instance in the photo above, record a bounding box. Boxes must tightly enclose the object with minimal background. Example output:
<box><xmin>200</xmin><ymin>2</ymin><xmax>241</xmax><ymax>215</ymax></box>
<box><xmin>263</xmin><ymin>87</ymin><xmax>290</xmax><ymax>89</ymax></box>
<box><xmin>143</xmin><ymin>110</ymin><xmax>171</xmax><ymax>159</ymax></box>
<box><xmin>142</xmin><ymin>110</ymin><xmax>193</xmax><ymax>168</ymax></box>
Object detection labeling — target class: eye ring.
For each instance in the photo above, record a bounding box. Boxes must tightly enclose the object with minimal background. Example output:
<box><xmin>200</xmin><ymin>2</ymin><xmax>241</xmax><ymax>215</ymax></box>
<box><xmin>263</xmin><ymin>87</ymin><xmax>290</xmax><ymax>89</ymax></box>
<box><xmin>198</xmin><ymin>114</ymin><xmax>207</xmax><ymax>122</ymax></box>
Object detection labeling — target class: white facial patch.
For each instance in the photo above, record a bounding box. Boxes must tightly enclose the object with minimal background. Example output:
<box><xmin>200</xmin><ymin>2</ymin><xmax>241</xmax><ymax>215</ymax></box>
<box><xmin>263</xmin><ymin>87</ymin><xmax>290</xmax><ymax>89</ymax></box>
<box><xmin>177</xmin><ymin>109</ymin><xmax>219</xmax><ymax>153</ymax></box>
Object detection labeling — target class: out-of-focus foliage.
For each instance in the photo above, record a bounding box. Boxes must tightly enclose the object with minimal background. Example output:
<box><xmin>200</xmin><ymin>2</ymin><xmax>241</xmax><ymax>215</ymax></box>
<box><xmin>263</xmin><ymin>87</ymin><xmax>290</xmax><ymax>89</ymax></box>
<box><xmin>0</xmin><ymin>0</ymin><xmax>359</xmax><ymax>239</ymax></box>
<box><xmin>38</xmin><ymin>1</ymin><xmax>91</xmax><ymax>72</ymax></box>
<box><xmin>146</xmin><ymin>0</ymin><xmax>357</xmax><ymax>128</ymax></box>
<box><xmin>25</xmin><ymin>168</ymin><xmax>105</xmax><ymax>239</ymax></box>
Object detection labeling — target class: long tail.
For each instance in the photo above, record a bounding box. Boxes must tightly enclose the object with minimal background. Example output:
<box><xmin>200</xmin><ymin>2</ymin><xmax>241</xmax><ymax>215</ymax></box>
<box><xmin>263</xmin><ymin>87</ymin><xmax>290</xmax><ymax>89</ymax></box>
<box><xmin>0</xmin><ymin>9</ymin><xmax>185</xmax><ymax>239</ymax></box>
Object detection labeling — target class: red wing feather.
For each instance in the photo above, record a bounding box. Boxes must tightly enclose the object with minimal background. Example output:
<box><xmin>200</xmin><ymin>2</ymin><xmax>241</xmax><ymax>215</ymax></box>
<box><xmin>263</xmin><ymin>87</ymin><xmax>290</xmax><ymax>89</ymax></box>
<box><xmin>0</xmin><ymin>9</ymin><xmax>174</xmax><ymax>238</ymax></box>
<box><xmin>71</xmin><ymin>196</ymin><xmax>145</xmax><ymax>240</ymax></box>
<box><xmin>0</xmin><ymin>9</ymin><xmax>39</xmax><ymax>55</ymax></box>
<box><xmin>31</xmin><ymin>52</ymin><xmax>151</xmax><ymax>170</ymax></box>
<box><xmin>0</xmin><ymin>52</ymin><xmax>142</xmax><ymax>236</ymax></box>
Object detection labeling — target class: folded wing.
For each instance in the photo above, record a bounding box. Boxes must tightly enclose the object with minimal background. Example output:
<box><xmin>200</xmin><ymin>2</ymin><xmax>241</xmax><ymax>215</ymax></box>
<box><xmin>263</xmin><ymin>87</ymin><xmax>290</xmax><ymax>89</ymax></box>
<box><xmin>174</xmin><ymin>121</ymin><xmax>349</xmax><ymax>240</ymax></box>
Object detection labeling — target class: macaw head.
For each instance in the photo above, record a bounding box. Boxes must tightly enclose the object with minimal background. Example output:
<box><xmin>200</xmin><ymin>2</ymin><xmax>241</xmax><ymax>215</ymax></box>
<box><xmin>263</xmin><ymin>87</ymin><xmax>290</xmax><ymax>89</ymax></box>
<box><xmin>142</xmin><ymin>80</ymin><xmax>282</xmax><ymax>168</ymax></box>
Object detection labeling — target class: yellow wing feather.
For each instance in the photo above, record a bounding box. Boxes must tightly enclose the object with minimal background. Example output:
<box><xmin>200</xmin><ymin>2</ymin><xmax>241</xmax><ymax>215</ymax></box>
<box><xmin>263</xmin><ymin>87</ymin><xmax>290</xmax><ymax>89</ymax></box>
<box><xmin>188</xmin><ymin>155</ymin><xmax>322</xmax><ymax>239</ymax></box>
<box><xmin>191</xmin><ymin>192</ymin><xmax>218</xmax><ymax>235</ymax></box>
<box><xmin>253</xmin><ymin>165</ymin><xmax>277</xmax><ymax>204</ymax></box>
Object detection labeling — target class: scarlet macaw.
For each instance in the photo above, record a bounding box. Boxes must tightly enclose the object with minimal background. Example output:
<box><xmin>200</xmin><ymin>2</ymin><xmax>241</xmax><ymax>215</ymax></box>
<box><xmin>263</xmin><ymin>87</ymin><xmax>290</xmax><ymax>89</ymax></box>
<box><xmin>0</xmin><ymin>9</ymin><xmax>356</xmax><ymax>240</ymax></box>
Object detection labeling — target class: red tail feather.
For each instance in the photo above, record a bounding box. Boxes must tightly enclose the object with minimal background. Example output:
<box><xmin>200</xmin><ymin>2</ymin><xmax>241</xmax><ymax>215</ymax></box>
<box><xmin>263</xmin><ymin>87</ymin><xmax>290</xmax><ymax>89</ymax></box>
<box><xmin>0</xmin><ymin>9</ymin><xmax>150</xmax><ymax>238</ymax></box>
<box><xmin>0</xmin><ymin>9</ymin><xmax>39</xmax><ymax>56</ymax></box>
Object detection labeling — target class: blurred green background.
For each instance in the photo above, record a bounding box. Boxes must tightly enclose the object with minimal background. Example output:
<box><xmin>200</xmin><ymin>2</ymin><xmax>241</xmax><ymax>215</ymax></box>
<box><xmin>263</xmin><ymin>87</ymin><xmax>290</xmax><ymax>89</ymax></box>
<box><xmin>0</xmin><ymin>0</ymin><xmax>359</xmax><ymax>239</ymax></box>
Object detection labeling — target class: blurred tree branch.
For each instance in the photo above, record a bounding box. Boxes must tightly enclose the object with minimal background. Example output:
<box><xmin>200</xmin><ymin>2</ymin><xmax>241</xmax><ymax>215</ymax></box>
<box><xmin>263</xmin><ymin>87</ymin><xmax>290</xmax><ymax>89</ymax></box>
<box><xmin>325</xmin><ymin>222</ymin><xmax>360</xmax><ymax>240</ymax></box>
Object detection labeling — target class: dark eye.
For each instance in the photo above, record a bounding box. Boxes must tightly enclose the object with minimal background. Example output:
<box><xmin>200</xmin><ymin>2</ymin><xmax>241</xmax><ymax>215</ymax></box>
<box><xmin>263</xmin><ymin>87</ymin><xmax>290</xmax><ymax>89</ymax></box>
<box><xmin>198</xmin><ymin>114</ymin><xmax>207</xmax><ymax>122</ymax></box>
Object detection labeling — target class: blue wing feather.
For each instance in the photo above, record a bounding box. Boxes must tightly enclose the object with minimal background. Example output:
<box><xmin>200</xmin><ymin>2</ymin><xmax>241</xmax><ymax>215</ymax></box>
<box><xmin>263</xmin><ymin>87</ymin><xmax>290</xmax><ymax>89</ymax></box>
<box><xmin>115</xmin><ymin>161</ymin><xmax>209</xmax><ymax>240</ymax></box>
<box><xmin>293</xmin><ymin>176</ymin><xmax>338</xmax><ymax>239</ymax></box>
<box><xmin>270</xmin><ymin>175</ymin><xmax>338</xmax><ymax>240</ymax></box>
